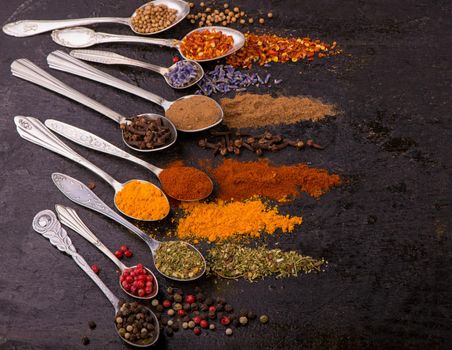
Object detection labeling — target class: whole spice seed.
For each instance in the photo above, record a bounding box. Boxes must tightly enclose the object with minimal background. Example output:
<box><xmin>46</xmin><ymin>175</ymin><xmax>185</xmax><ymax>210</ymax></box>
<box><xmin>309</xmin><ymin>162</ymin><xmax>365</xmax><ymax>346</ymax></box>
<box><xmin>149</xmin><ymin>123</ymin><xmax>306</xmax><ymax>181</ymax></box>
<box><xmin>131</xmin><ymin>3</ymin><xmax>178</xmax><ymax>33</ymax></box>
<box><xmin>166</xmin><ymin>95</ymin><xmax>222</xmax><ymax>130</ymax></box>
<box><xmin>227</xmin><ymin>33</ymin><xmax>338</xmax><ymax>68</ymax></box>
<box><xmin>159</xmin><ymin>165</ymin><xmax>213</xmax><ymax>201</ymax></box>
<box><xmin>196</xmin><ymin>64</ymin><xmax>278</xmax><ymax>96</ymax></box>
<box><xmin>115</xmin><ymin>302</ymin><xmax>157</xmax><ymax>345</ymax></box>
<box><xmin>209</xmin><ymin>158</ymin><xmax>341</xmax><ymax>201</ymax></box>
<box><xmin>207</xmin><ymin>243</ymin><xmax>326</xmax><ymax>281</ymax></box>
<box><xmin>220</xmin><ymin>93</ymin><xmax>336</xmax><ymax>128</ymax></box>
<box><xmin>176</xmin><ymin>198</ymin><xmax>302</xmax><ymax>242</ymax></box>
<box><xmin>186</xmin><ymin>2</ymin><xmax>258</xmax><ymax>28</ymax></box>
<box><xmin>115</xmin><ymin>180</ymin><xmax>169</xmax><ymax>221</ymax></box>
<box><xmin>120</xmin><ymin>264</ymin><xmax>155</xmax><ymax>298</ymax></box>
<box><xmin>154</xmin><ymin>241</ymin><xmax>205</xmax><ymax>279</ymax></box>
<box><xmin>180</xmin><ymin>29</ymin><xmax>234</xmax><ymax>60</ymax></box>
<box><xmin>120</xmin><ymin>116</ymin><xmax>172</xmax><ymax>150</ymax></box>
<box><xmin>164</xmin><ymin>60</ymin><xmax>199</xmax><ymax>88</ymax></box>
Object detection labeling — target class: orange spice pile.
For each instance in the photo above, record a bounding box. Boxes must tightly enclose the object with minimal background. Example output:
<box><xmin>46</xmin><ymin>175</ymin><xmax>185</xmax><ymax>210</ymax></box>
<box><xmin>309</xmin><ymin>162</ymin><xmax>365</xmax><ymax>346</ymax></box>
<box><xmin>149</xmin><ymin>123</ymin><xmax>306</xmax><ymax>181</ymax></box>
<box><xmin>180</xmin><ymin>29</ymin><xmax>234</xmax><ymax>60</ymax></box>
<box><xmin>226</xmin><ymin>33</ymin><xmax>338</xmax><ymax>68</ymax></box>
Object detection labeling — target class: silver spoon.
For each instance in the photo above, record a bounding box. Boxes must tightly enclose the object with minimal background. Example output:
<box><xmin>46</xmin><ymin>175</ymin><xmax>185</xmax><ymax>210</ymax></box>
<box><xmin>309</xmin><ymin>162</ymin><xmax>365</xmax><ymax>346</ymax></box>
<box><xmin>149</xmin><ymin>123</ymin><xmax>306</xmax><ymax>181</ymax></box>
<box><xmin>70</xmin><ymin>49</ymin><xmax>204</xmax><ymax>89</ymax></box>
<box><xmin>32</xmin><ymin>209</ymin><xmax>160</xmax><ymax>347</ymax></box>
<box><xmin>51</xmin><ymin>25</ymin><xmax>245</xmax><ymax>62</ymax></box>
<box><xmin>46</xmin><ymin>119</ymin><xmax>213</xmax><ymax>202</ymax></box>
<box><xmin>55</xmin><ymin>204</ymin><xmax>159</xmax><ymax>300</ymax></box>
<box><xmin>47</xmin><ymin>50</ymin><xmax>223</xmax><ymax>132</ymax></box>
<box><xmin>51</xmin><ymin>172</ymin><xmax>207</xmax><ymax>282</ymax></box>
<box><xmin>15</xmin><ymin>116</ymin><xmax>170</xmax><ymax>222</ymax></box>
<box><xmin>11</xmin><ymin>58</ymin><xmax>177</xmax><ymax>152</ymax></box>
<box><xmin>3</xmin><ymin>0</ymin><xmax>189</xmax><ymax>37</ymax></box>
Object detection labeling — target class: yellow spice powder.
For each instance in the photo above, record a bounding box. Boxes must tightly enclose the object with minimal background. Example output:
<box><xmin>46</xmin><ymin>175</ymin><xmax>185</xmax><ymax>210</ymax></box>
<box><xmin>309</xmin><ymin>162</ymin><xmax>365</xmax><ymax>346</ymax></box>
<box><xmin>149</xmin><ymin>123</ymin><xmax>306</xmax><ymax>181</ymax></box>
<box><xmin>176</xmin><ymin>198</ymin><xmax>302</xmax><ymax>242</ymax></box>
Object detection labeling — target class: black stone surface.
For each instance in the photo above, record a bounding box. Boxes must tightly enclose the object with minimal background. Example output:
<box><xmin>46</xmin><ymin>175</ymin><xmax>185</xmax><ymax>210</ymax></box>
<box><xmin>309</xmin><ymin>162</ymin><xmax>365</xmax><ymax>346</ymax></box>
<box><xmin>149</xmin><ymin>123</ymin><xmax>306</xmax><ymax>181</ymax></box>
<box><xmin>1</xmin><ymin>1</ymin><xmax>451</xmax><ymax>349</ymax></box>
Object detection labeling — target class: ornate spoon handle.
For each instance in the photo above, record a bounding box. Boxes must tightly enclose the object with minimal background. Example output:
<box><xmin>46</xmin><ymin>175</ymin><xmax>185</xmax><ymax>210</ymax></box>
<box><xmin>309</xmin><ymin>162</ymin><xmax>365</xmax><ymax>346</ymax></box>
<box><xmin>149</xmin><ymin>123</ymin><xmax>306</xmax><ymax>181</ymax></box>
<box><xmin>47</xmin><ymin>50</ymin><xmax>169</xmax><ymax>108</ymax></box>
<box><xmin>51</xmin><ymin>172</ymin><xmax>160</xmax><ymax>253</ymax></box>
<box><xmin>11</xmin><ymin>59</ymin><xmax>124</xmax><ymax>124</ymax></box>
<box><xmin>55</xmin><ymin>205</ymin><xmax>127</xmax><ymax>271</ymax></box>
<box><xmin>14</xmin><ymin>116</ymin><xmax>122</xmax><ymax>190</ymax></box>
<box><xmin>3</xmin><ymin>17</ymin><xmax>129</xmax><ymax>37</ymax></box>
<box><xmin>45</xmin><ymin>119</ymin><xmax>162</xmax><ymax>176</ymax></box>
<box><xmin>32</xmin><ymin>209</ymin><xmax>120</xmax><ymax>312</ymax></box>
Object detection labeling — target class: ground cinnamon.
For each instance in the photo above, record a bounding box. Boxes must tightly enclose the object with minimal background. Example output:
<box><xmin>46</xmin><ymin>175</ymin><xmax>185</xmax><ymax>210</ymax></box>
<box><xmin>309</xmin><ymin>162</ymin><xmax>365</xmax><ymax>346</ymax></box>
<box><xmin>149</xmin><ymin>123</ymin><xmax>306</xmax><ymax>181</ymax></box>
<box><xmin>209</xmin><ymin>159</ymin><xmax>341</xmax><ymax>201</ymax></box>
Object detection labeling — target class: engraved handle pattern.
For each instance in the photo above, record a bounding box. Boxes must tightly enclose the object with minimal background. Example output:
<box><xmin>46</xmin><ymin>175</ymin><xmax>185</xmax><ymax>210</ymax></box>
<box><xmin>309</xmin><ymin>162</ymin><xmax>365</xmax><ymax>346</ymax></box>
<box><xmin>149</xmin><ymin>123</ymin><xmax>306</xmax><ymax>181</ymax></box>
<box><xmin>14</xmin><ymin>116</ymin><xmax>122</xmax><ymax>190</ymax></box>
<box><xmin>11</xmin><ymin>58</ymin><xmax>125</xmax><ymax>124</ymax></box>
<box><xmin>32</xmin><ymin>210</ymin><xmax>121</xmax><ymax>311</ymax></box>
<box><xmin>70</xmin><ymin>50</ymin><xmax>167</xmax><ymax>75</ymax></box>
<box><xmin>51</xmin><ymin>173</ymin><xmax>160</xmax><ymax>252</ymax></box>
<box><xmin>45</xmin><ymin>119</ymin><xmax>162</xmax><ymax>176</ymax></box>
<box><xmin>55</xmin><ymin>205</ymin><xmax>127</xmax><ymax>271</ymax></box>
<box><xmin>47</xmin><ymin>50</ymin><xmax>168</xmax><ymax>107</ymax></box>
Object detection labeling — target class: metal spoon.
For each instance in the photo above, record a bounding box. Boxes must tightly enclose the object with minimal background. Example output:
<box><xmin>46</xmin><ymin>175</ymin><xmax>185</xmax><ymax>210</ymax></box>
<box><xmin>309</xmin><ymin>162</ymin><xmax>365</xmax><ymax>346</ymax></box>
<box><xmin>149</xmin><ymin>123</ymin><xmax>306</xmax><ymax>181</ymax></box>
<box><xmin>32</xmin><ymin>209</ymin><xmax>160</xmax><ymax>347</ymax></box>
<box><xmin>11</xmin><ymin>58</ymin><xmax>177</xmax><ymax>152</ymax></box>
<box><xmin>70</xmin><ymin>49</ymin><xmax>204</xmax><ymax>89</ymax></box>
<box><xmin>3</xmin><ymin>0</ymin><xmax>189</xmax><ymax>37</ymax></box>
<box><xmin>51</xmin><ymin>25</ymin><xmax>245</xmax><ymax>62</ymax></box>
<box><xmin>55</xmin><ymin>204</ymin><xmax>159</xmax><ymax>300</ymax></box>
<box><xmin>47</xmin><ymin>50</ymin><xmax>223</xmax><ymax>132</ymax></box>
<box><xmin>15</xmin><ymin>116</ymin><xmax>170</xmax><ymax>222</ymax></box>
<box><xmin>51</xmin><ymin>172</ymin><xmax>207</xmax><ymax>282</ymax></box>
<box><xmin>45</xmin><ymin>119</ymin><xmax>213</xmax><ymax>201</ymax></box>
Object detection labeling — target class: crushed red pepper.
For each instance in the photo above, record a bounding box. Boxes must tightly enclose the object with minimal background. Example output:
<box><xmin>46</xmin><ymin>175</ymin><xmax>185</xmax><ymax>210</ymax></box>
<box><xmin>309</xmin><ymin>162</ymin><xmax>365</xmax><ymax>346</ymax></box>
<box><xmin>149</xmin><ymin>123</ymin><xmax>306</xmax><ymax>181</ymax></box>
<box><xmin>226</xmin><ymin>33</ymin><xmax>338</xmax><ymax>68</ymax></box>
<box><xmin>180</xmin><ymin>29</ymin><xmax>234</xmax><ymax>60</ymax></box>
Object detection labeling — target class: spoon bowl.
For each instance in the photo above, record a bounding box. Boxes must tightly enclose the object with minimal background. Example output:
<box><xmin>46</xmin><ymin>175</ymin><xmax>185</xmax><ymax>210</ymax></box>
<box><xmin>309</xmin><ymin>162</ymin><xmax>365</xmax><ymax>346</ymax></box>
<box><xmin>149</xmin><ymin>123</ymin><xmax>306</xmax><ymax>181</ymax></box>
<box><xmin>52</xmin><ymin>172</ymin><xmax>207</xmax><ymax>282</ymax></box>
<box><xmin>3</xmin><ymin>0</ymin><xmax>189</xmax><ymax>37</ymax></box>
<box><xmin>69</xmin><ymin>49</ymin><xmax>205</xmax><ymax>89</ymax></box>
<box><xmin>51</xmin><ymin>26</ymin><xmax>245</xmax><ymax>63</ymax></box>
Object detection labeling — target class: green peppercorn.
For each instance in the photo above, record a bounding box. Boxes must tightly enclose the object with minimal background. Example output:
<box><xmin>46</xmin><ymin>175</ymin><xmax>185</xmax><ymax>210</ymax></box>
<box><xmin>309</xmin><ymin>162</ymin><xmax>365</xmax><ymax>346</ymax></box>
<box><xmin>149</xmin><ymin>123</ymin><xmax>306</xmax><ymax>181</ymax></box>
<box><xmin>151</xmin><ymin>299</ymin><xmax>159</xmax><ymax>307</ymax></box>
<box><xmin>239</xmin><ymin>316</ymin><xmax>248</xmax><ymax>325</ymax></box>
<box><xmin>225</xmin><ymin>328</ymin><xmax>233</xmax><ymax>336</ymax></box>
<box><xmin>259</xmin><ymin>315</ymin><xmax>269</xmax><ymax>324</ymax></box>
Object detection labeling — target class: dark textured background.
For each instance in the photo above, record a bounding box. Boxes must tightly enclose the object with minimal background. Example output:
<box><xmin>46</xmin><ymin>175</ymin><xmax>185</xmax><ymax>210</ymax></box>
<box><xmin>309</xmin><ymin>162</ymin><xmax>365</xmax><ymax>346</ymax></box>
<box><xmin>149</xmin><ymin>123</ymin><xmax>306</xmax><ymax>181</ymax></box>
<box><xmin>1</xmin><ymin>0</ymin><xmax>451</xmax><ymax>349</ymax></box>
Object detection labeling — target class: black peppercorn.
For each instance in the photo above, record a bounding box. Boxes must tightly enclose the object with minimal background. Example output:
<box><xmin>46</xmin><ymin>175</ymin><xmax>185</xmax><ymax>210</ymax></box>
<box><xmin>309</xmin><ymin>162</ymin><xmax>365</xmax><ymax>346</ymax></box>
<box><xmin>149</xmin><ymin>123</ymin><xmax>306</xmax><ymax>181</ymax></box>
<box><xmin>166</xmin><ymin>327</ymin><xmax>174</xmax><ymax>336</ymax></box>
<box><xmin>88</xmin><ymin>321</ymin><xmax>96</xmax><ymax>330</ymax></box>
<box><xmin>196</xmin><ymin>293</ymin><xmax>205</xmax><ymax>302</ymax></box>
<box><xmin>239</xmin><ymin>309</ymin><xmax>247</xmax><ymax>317</ymax></box>
<box><xmin>205</xmin><ymin>297</ymin><xmax>213</xmax><ymax>306</ymax></box>
<box><xmin>190</xmin><ymin>303</ymin><xmax>199</xmax><ymax>311</ymax></box>
<box><xmin>161</xmin><ymin>317</ymin><xmax>169</xmax><ymax>326</ymax></box>
<box><xmin>201</xmin><ymin>304</ymin><xmax>209</xmax><ymax>312</ymax></box>
<box><xmin>224</xmin><ymin>304</ymin><xmax>234</xmax><ymax>313</ymax></box>
<box><xmin>247</xmin><ymin>311</ymin><xmax>257</xmax><ymax>320</ymax></box>
<box><xmin>156</xmin><ymin>305</ymin><xmax>164</xmax><ymax>312</ymax></box>
<box><xmin>81</xmin><ymin>336</ymin><xmax>90</xmax><ymax>346</ymax></box>
<box><xmin>216</xmin><ymin>304</ymin><xmax>224</xmax><ymax>312</ymax></box>
<box><xmin>183</xmin><ymin>303</ymin><xmax>191</xmax><ymax>311</ymax></box>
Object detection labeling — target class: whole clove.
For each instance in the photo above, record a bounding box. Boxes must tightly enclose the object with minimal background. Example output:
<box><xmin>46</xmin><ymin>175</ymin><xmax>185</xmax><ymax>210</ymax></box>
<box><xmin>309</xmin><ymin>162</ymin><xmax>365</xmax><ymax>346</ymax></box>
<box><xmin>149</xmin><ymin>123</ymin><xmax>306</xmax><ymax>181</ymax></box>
<box><xmin>121</xmin><ymin>116</ymin><xmax>173</xmax><ymax>150</ymax></box>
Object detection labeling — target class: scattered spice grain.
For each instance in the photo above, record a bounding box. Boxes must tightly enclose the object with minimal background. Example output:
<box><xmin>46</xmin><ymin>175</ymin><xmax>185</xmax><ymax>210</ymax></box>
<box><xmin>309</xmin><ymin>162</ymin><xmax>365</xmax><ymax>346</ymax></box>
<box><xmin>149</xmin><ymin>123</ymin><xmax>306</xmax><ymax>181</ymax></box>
<box><xmin>180</xmin><ymin>29</ymin><xmax>234</xmax><ymax>60</ymax></box>
<box><xmin>115</xmin><ymin>180</ymin><xmax>169</xmax><ymax>221</ymax></box>
<box><xmin>209</xmin><ymin>159</ymin><xmax>341</xmax><ymax>201</ymax></box>
<box><xmin>176</xmin><ymin>198</ymin><xmax>302</xmax><ymax>242</ymax></box>
<box><xmin>166</xmin><ymin>95</ymin><xmax>222</xmax><ymax>130</ymax></box>
<box><xmin>220</xmin><ymin>93</ymin><xmax>336</xmax><ymax>128</ymax></box>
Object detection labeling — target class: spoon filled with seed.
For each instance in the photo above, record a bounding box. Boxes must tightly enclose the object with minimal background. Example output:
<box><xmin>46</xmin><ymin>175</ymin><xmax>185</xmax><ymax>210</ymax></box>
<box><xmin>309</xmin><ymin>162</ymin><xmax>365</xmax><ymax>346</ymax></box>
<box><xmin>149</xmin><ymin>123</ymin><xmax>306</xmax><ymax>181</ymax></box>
<box><xmin>32</xmin><ymin>209</ymin><xmax>160</xmax><ymax>347</ymax></box>
<box><xmin>70</xmin><ymin>49</ymin><xmax>204</xmax><ymax>89</ymax></box>
<box><xmin>55</xmin><ymin>205</ymin><xmax>159</xmax><ymax>300</ymax></box>
<box><xmin>52</xmin><ymin>172</ymin><xmax>207</xmax><ymax>281</ymax></box>
<box><xmin>3</xmin><ymin>0</ymin><xmax>189</xmax><ymax>37</ymax></box>
<box><xmin>15</xmin><ymin>116</ymin><xmax>170</xmax><ymax>222</ymax></box>
<box><xmin>46</xmin><ymin>119</ymin><xmax>213</xmax><ymax>201</ymax></box>
<box><xmin>47</xmin><ymin>50</ymin><xmax>223</xmax><ymax>132</ymax></box>
<box><xmin>51</xmin><ymin>25</ymin><xmax>245</xmax><ymax>62</ymax></box>
<box><xmin>11</xmin><ymin>58</ymin><xmax>177</xmax><ymax>152</ymax></box>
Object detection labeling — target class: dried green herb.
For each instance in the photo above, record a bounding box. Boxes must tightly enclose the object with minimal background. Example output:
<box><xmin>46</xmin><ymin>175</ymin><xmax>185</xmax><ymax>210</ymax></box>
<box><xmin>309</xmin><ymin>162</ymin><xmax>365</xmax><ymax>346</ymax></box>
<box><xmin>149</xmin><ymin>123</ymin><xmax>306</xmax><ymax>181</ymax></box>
<box><xmin>155</xmin><ymin>241</ymin><xmax>205</xmax><ymax>279</ymax></box>
<box><xmin>207</xmin><ymin>243</ymin><xmax>326</xmax><ymax>281</ymax></box>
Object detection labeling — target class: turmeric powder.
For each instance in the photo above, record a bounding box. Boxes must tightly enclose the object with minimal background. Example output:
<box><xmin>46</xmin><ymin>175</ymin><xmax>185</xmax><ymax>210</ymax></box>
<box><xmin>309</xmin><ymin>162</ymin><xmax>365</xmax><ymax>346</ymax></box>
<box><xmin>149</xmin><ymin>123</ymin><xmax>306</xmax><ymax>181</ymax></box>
<box><xmin>176</xmin><ymin>198</ymin><xmax>302</xmax><ymax>242</ymax></box>
<box><xmin>115</xmin><ymin>180</ymin><xmax>170</xmax><ymax>221</ymax></box>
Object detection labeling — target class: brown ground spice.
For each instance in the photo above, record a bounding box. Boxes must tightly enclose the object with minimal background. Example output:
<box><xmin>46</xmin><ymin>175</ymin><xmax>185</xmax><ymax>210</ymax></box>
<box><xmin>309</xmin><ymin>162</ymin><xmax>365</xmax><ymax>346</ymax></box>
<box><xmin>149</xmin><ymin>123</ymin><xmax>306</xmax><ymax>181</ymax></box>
<box><xmin>209</xmin><ymin>159</ymin><xmax>341</xmax><ymax>201</ymax></box>
<box><xmin>220</xmin><ymin>93</ymin><xmax>336</xmax><ymax>128</ymax></box>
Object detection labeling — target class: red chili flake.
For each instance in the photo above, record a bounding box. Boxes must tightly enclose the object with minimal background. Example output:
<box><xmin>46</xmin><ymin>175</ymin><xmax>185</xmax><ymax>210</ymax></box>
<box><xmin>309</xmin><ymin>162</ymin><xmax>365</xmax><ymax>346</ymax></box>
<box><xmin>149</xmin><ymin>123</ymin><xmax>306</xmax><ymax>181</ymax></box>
<box><xmin>226</xmin><ymin>33</ymin><xmax>339</xmax><ymax>68</ymax></box>
<box><xmin>180</xmin><ymin>29</ymin><xmax>234</xmax><ymax>60</ymax></box>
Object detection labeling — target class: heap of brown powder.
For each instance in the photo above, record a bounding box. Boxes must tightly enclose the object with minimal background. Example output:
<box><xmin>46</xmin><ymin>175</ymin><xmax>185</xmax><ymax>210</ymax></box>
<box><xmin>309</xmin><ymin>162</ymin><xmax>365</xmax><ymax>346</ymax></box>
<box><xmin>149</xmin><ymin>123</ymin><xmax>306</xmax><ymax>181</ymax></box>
<box><xmin>220</xmin><ymin>93</ymin><xmax>336</xmax><ymax>128</ymax></box>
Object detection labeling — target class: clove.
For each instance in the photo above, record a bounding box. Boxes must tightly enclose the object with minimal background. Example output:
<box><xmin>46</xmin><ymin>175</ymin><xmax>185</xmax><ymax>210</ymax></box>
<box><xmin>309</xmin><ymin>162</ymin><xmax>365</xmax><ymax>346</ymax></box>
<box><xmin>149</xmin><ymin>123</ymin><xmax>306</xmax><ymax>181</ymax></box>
<box><xmin>306</xmin><ymin>139</ymin><xmax>324</xmax><ymax>150</ymax></box>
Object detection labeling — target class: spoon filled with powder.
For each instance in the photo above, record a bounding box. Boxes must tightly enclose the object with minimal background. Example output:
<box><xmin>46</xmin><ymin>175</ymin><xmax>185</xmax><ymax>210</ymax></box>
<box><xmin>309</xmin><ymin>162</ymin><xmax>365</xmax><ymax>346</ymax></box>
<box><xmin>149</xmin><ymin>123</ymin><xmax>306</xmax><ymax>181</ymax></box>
<box><xmin>47</xmin><ymin>50</ymin><xmax>223</xmax><ymax>132</ymax></box>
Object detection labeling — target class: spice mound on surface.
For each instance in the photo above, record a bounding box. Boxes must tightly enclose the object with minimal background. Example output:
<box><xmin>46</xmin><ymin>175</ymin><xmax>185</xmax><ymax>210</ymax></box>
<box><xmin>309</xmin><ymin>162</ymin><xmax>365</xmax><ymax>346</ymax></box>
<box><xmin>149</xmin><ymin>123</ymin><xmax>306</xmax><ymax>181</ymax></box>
<box><xmin>155</xmin><ymin>241</ymin><xmax>205</xmax><ymax>279</ymax></box>
<box><xmin>176</xmin><ymin>198</ymin><xmax>302</xmax><ymax>242</ymax></box>
<box><xmin>115</xmin><ymin>302</ymin><xmax>157</xmax><ymax>345</ymax></box>
<box><xmin>180</xmin><ymin>29</ymin><xmax>234</xmax><ymax>60</ymax></box>
<box><xmin>166</xmin><ymin>95</ymin><xmax>222</xmax><ymax>130</ymax></box>
<box><xmin>226</xmin><ymin>33</ymin><xmax>338</xmax><ymax>68</ymax></box>
<box><xmin>131</xmin><ymin>3</ymin><xmax>177</xmax><ymax>33</ymax></box>
<box><xmin>115</xmin><ymin>180</ymin><xmax>169</xmax><ymax>221</ymax></box>
<box><xmin>159</xmin><ymin>166</ymin><xmax>213</xmax><ymax>201</ymax></box>
<box><xmin>208</xmin><ymin>243</ymin><xmax>326</xmax><ymax>281</ymax></box>
<box><xmin>210</xmin><ymin>159</ymin><xmax>341</xmax><ymax>202</ymax></box>
<box><xmin>220</xmin><ymin>93</ymin><xmax>336</xmax><ymax>128</ymax></box>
